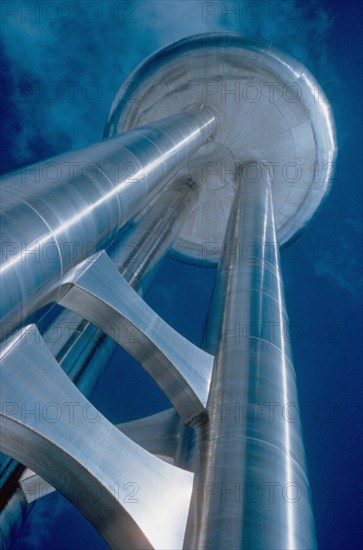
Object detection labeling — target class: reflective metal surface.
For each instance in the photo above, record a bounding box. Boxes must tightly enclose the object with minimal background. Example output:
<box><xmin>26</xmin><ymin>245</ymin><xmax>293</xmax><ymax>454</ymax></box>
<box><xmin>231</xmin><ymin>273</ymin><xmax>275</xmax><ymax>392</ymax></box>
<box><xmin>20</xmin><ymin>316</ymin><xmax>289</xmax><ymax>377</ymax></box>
<box><xmin>0</xmin><ymin>326</ymin><xmax>194</xmax><ymax>550</ymax></box>
<box><xmin>184</xmin><ymin>163</ymin><xmax>316</xmax><ymax>549</ymax></box>
<box><xmin>107</xmin><ymin>33</ymin><xmax>337</xmax><ymax>263</ymax></box>
<box><xmin>18</xmin><ymin>408</ymin><xmax>181</xmax><ymax>503</ymax></box>
<box><xmin>1</xmin><ymin>180</ymin><xmax>197</xmax><ymax>548</ymax></box>
<box><xmin>58</xmin><ymin>250</ymin><xmax>213</xmax><ymax>423</ymax></box>
<box><xmin>0</xmin><ymin>107</ymin><xmax>216</xmax><ymax>337</ymax></box>
<box><xmin>43</xmin><ymin>176</ymin><xmax>198</xmax><ymax>395</ymax></box>
<box><xmin>116</xmin><ymin>177</ymin><xmax>198</xmax><ymax>294</ymax></box>
<box><xmin>0</xmin><ymin>32</ymin><xmax>336</xmax><ymax>550</ymax></box>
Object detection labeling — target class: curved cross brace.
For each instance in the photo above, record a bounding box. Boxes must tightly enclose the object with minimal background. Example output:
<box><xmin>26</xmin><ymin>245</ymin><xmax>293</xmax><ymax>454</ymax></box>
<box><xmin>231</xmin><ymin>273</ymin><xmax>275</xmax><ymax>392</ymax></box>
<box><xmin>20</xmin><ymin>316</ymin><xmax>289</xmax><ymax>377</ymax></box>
<box><xmin>0</xmin><ymin>326</ymin><xmax>193</xmax><ymax>550</ymax></box>
<box><xmin>58</xmin><ymin>250</ymin><xmax>214</xmax><ymax>424</ymax></box>
<box><xmin>18</xmin><ymin>409</ymin><xmax>182</xmax><ymax>502</ymax></box>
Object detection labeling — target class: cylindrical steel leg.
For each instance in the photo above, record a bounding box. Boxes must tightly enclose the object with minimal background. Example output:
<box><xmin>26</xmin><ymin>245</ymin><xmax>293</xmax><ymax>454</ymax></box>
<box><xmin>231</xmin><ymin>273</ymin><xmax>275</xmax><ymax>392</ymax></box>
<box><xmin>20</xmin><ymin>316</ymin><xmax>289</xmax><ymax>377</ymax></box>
<box><xmin>187</xmin><ymin>162</ymin><xmax>316</xmax><ymax>549</ymax></box>
<box><xmin>0</xmin><ymin>177</ymin><xmax>197</xmax><ymax>548</ymax></box>
<box><xmin>0</xmin><ymin>107</ymin><xmax>216</xmax><ymax>337</ymax></box>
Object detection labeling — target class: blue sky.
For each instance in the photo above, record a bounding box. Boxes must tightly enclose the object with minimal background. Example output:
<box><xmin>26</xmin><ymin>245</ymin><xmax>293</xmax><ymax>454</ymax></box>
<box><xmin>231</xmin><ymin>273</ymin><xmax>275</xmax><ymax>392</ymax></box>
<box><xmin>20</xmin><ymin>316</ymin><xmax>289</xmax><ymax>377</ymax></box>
<box><xmin>1</xmin><ymin>0</ymin><xmax>362</xmax><ymax>548</ymax></box>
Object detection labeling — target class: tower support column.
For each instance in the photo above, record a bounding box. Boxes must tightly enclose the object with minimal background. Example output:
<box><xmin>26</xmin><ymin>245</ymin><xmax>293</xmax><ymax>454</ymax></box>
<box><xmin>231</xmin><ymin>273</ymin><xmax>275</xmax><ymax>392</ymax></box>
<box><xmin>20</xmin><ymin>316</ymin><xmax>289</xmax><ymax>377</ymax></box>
<box><xmin>0</xmin><ymin>107</ymin><xmax>216</xmax><ymax>337</ymax></box>
<box><xmin>191</xmin><ymin>162</ymin><xmax>316</xmax><ymax>549</ymax></box>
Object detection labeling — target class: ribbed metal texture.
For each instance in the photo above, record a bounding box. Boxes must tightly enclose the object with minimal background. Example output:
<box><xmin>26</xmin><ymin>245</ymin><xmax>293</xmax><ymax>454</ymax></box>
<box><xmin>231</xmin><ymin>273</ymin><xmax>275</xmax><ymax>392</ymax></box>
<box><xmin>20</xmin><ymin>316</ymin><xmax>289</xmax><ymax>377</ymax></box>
<box><xmin>187</xmin><ymin>163</ymin><xmax>316</xmax><ymax>549</ymax></box>
<box><xmin>0</xmin><ymin>32</ymin><xmax>336</xmax><ymax>550</ymax></box>
<box><xmin>0</xmin><ymin>178</ymin><xmax>197</xmax><ymax>548</ymax></box>
<box><xmin>0</xmin><ymin>108</ymin><xmax>216</xmax><ymax>337</ymax></box>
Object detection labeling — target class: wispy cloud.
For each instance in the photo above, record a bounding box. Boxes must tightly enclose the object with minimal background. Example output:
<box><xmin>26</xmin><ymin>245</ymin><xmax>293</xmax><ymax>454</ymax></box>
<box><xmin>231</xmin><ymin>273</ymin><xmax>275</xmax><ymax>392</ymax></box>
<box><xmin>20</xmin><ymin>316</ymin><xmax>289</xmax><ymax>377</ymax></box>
<box><xmin>1</xmin><ymin>2</ymin><xmax>157</xmax><ymax>166</ymax></box>
<box><xmin>313</xmin><ymin>217</ymin><xmax>363</xmax><ymax>300</ymax></box>
<box><xmin>1</xmin><ymin>0</ymin><xmax>335</xmax><ymax>169</ymax></box>
<box><xmin>0</xmin><ymin>1</ymin><xmax>345</xmax><ymax>548</ymax></box>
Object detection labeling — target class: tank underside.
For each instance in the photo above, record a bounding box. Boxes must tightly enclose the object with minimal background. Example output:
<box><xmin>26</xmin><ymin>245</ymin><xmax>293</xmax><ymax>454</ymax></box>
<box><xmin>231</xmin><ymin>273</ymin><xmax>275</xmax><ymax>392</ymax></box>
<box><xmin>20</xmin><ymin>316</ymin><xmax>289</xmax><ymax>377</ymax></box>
<box><xmin>105</xmin><ymin>33</ymin><xmax>337</xmax><ymax>263</ymax></box>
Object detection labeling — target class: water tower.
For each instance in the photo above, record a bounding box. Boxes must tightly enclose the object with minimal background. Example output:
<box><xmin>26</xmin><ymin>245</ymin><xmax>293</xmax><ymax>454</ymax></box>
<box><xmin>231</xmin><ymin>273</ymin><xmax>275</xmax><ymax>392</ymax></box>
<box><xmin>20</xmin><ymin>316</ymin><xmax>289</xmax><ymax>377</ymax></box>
<box><xmin>0</xmin><ymin>34</ymin><xmax>336</xmax><ymax>549</ymax></box>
